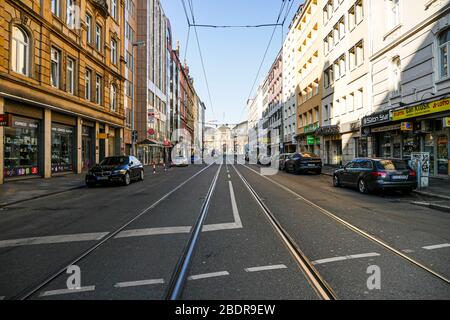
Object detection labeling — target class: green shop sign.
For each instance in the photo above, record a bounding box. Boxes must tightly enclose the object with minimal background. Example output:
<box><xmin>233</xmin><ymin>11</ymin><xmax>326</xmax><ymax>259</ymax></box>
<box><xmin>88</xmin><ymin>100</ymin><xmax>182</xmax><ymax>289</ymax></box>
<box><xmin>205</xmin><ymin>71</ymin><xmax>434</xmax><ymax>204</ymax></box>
<box><xmin>304</xmin><ymin>123</ymin><xmax>319</xmax><ymax>134</ymax></box>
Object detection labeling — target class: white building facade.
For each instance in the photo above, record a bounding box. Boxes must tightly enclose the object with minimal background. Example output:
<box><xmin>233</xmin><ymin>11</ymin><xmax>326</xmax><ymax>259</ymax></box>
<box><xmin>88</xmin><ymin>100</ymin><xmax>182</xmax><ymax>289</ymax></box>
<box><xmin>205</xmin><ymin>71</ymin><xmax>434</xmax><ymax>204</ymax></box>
<box><xmin>363</xmin><ymin>0</ymin><xmax>450</xmax><ymax>177</ymax></box>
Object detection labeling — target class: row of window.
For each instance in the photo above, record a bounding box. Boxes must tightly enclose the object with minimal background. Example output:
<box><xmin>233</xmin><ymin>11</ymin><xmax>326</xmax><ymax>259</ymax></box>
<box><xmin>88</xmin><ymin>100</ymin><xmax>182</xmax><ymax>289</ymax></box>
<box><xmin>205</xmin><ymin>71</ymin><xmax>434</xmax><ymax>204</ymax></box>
<box><xmin>323</xmin><ymin>0</ymin><xmax>363</xmax><ymax>55</ymax></box>
<box><xmin>299</xmin><ymin>79</ymin><xmax>320</xmax><ymax>105</ymax></box>
<box><xmin>51</xmin><ymin>0</ymin><xmax>119</xmax><ymax>22</ymax></box>
<box><xmin>85</xmin><ymin>14</ymin><xmax>118</xmax><ymax>65</ymax></box>
<box><xmin>323</xmin><ymin>88</ymin><xmax>364</xmax><ymax>121</ymax></box>
<box><xmin>299</xmin><ymin>107</ymin><xmax>320</xmax><ymax>128</ymax></box>
<box><xmin>324</xmin><ymin>41</ymin><xmax>364</xmax><ymax>88</ymax></box>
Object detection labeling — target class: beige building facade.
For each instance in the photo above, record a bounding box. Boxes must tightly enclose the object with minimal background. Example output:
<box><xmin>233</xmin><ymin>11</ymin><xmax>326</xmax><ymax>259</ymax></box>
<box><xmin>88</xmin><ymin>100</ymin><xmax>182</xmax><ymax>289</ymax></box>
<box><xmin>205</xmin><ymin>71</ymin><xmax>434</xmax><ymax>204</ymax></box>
<box><xmin>0</xmin><ymin>0</ymin><xmax>126</xmax><ymax>184</ymax></box>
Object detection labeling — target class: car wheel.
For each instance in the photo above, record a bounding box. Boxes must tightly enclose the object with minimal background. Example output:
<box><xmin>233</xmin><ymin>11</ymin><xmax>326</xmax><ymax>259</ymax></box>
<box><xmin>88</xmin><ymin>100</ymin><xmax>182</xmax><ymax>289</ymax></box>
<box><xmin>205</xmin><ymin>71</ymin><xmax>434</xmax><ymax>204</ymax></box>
<box><xmin>358</xmin><ymin>178</ymin><xmax>369</xmax><ymax>194</ymax></box>
<box><xmin>123</xmin><ymin>172</ymin><xmax>131</xmax><ymax>186</ymax></box>
<box><xmin>139</xmin><ymin>170</ymin><xmax>145</xmax><ymax>182</ymax></box>
<box><xmin>333</xmin><ymin>175</ymin><xmax>341</xmax><ymax>187</ymax></box>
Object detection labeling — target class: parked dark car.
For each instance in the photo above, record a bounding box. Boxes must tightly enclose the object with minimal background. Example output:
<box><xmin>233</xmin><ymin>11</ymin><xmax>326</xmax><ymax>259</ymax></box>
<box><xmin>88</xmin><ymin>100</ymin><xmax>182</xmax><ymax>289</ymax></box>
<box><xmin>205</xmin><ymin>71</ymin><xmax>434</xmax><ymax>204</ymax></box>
<box><xmin>85</xmin><ymin>156</ymin><xmax>144</xmax><ymax>187</ymax></box>
<box><xmin>285</xmin><ymin>152</ymin><xmax>323</xmax><ymax>174</ymax></box>
<box><xmin>278</xmin><ymin>153</ymin><xmax>295</xmax><ymax>171</ymax></box>
<box><xmin>333</xmin><ymin>158</ymin><xmax>417</xmax><ymax>194</ymax></box>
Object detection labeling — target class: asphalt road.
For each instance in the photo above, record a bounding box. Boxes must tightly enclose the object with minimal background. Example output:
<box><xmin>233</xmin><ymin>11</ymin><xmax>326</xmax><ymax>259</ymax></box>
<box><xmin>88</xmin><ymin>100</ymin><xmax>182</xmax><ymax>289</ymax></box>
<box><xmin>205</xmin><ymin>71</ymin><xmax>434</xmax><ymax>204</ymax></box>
<box><xmin>0</xmin><ymin>162</ymin><xmax>449</xmax><ymax>300</ymax></box>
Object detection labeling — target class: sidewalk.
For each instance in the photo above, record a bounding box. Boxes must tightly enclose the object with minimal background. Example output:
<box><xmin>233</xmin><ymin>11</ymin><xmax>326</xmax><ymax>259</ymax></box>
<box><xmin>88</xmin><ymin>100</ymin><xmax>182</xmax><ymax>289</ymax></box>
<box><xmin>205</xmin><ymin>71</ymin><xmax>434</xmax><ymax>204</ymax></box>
<box><xmin>0</xmin><ymin>165</ymin><xmax>163</xmax><ymax>208</ymax></box>
<box><xmin>0</xmin><ymin>174</ymin><xmax>86</xmax><ymax>207</ymax></box>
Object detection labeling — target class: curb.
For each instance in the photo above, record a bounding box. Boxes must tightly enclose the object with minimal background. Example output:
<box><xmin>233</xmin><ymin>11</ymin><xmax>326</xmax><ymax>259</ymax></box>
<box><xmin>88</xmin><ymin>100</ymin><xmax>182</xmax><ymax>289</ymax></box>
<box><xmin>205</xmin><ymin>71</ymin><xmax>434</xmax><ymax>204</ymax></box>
<box><xmin>0</xmin><ymin>185</ymin><xmax>86</xmax><ymax>209</ymax></box>
<box><xmin>410</xmin><ymin>201</ymin><xmax>450</xmax><ymax>214</ymax></box>
<box><xmin>413</xmin><ymin>190</ymin><xmax>450</xmax><ymax>201</ymax></box>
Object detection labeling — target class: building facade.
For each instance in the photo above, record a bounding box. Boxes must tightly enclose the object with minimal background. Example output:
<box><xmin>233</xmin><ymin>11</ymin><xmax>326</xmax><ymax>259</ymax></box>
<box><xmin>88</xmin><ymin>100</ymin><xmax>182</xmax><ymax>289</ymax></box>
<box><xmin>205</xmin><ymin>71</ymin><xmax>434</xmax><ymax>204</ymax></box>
<box><xmin>320</xmin><ymin>0</ymin><xmax>368</xmax><ymax>165</ymax></box>
<box><xmin>295</xmin><ymin>0</ymin><xmax>323</xmax><ymax>156</ymax></box>
<box><xmin>266</xmin><ymin>51</ymin><xmax>283</xmax><ymax>156</ymax></box>
<box><xmin>282</xmin><ymin>6</ymin><xmax>302</xmax><ymax>154</ymax></box>
<box><xmin>136</xmin><ymin>0</ymin><xmax>170</xmax><ymax>165</ymax></box>
<box><xmin>0</xmin><ymin>0</ymin><xmax>126</xmax><ymax>184</ymax></box>
<box><xmin>363</xmin><ymin>0</ymin><xmax>450</xmax><ymax>177</ymax></box>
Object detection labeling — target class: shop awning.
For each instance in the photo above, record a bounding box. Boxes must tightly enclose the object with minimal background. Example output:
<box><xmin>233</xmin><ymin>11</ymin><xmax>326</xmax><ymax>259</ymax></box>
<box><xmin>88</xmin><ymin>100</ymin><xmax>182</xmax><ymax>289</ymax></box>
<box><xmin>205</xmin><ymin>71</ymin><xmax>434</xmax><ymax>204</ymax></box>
<box><xmin>137</xmin><ymin>139</ymin><xmax>163</xmax><ymax>147</ymax></box>
<box><xmin>316</xmin><ymin>125</ymin><xmax>340</xmax><ymax>136</ymax></box>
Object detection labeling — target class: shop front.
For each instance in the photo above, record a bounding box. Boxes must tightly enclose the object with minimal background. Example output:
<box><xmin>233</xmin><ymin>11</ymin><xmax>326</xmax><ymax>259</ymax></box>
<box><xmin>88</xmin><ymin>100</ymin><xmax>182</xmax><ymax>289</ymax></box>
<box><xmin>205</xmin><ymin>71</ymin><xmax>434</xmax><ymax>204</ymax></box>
<box><xmin>51</xmin><ymin>123</ymin><xmax>74</xmax><ymax>173</ymax></box>
<box><xmin>137</xmin><ymin>139</ymin><xmax>165</xmax><ymax>165</ymax></box>
<box><xmin>3</xmin><ymin>115</ymin><xmax>40</xmax><ymax>178</ymax></box>
<box><xmin>296</xmin><ymin>123</ymin><xmax>321</xmax><ymax>155</ymax></box>
<box><xmin>363</xmin><ymin>97</ymin><xmax>450</xmax><ymax>176</ymax></box>
<box><xmin>317</xmin><ymin>125</ymin><xmax>342</xmax><ymax>165</ymax></box>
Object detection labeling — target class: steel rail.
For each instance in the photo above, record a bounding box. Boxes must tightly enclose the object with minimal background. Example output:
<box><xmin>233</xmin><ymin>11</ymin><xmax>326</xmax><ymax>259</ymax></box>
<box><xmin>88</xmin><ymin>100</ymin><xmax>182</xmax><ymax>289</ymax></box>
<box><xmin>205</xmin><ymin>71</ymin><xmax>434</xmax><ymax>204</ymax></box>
<box><xmin>232</xmin><ymin>165</ymin><xmax>337</xmax><ymax>300</ymax></box>
<box><xmin>12</xmin><ymin>164</ymin><xmax>214</xmax><ymax>300</ymax></box>
<box><xmin>165</xmin><ymin>164</ymin><xmax>222</xmax><ymax>300</ymax></box>
<box><xmin>242</xmin><ymin>164</ymin><xmax>450</xmax><ymax>286</ymax></box>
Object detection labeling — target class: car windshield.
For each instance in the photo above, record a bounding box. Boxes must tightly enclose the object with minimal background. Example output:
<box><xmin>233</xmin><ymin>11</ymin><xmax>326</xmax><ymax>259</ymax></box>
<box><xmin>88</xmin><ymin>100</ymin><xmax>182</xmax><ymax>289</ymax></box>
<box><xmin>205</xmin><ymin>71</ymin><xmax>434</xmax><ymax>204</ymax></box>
<box><xmin>100</xmin><ymin>157</ymin><xmax>129</xmax><ymax>166</ymax></box>
<box><xmin>300</xmin><ymin>152</ymin><xmax>319</xmax><ymax>158</ymax></box>
<box><xmin>377</xmin><ymin>160</ymin><xmax>409</xmax><ymax>171</ymax></box>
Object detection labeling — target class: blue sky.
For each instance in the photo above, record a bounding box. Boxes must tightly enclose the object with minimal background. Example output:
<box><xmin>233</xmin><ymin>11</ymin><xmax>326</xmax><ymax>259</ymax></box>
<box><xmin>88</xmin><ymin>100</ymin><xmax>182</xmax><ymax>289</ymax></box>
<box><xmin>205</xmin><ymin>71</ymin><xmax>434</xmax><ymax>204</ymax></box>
<box><xmin>161</xmin><ymin>0</ymin><xmax>303</xmax><ymax>125</ymax></box>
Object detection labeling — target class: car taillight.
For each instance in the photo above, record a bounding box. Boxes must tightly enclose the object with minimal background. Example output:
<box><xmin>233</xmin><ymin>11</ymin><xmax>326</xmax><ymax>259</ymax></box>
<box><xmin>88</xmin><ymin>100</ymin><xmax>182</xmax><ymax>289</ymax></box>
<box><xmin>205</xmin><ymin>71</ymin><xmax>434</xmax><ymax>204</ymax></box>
<box><xmin>409</xmin><ymin>170</ymin><xmax>417</xmax><ymax>177</ymax></box>
<box><xmin>371</xmin><ymin>171</ymin><xmax>387</xmax><ymax>178</ymax></box>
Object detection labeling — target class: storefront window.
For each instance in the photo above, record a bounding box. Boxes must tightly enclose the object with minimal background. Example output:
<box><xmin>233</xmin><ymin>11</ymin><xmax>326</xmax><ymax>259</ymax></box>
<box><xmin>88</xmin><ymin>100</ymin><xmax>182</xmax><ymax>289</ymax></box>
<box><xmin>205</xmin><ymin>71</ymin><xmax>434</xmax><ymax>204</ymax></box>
<box><xmin>437</xmin><ymin>134</ymin><xmax>449</xmax><ymax>175</ymax></box>
<box><xmin>4</xmin><ymin>116</ymin><xmax>39</xmax><ymax>178</ymax></box>
<box><xmin>51</xmin><ymin>124</ymin><xmax>74</xmax><ymax>173</ymax></box>
<box><xmin>380</xmin><ymin>134</ymin><xmax>392</xmax><ymax>158</ymax></box>
<box><xmin>402</xmin><ymin>133</ymin><xmax>420</xmax><ymax>160</ymax></box>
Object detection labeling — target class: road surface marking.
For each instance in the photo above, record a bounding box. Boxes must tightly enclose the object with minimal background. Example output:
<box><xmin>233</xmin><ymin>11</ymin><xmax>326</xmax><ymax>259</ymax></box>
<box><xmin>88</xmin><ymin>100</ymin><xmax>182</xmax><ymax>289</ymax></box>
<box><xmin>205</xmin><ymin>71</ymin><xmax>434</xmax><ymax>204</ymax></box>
<box><xmin>39</xmin><ymin>286</ymin><xmax>95</xmax><ymax>297</ymax></box>
<box><xmin>188</xmin><ymin>271</ymin><xmax>229</xmax><ymax>281</ymax></box>
<box><xmin>116</xmin><ymin>226</ymin><xmax>191</xmax><ymax>239</ymax></box>
<box><xmin>228</xmin><ymin>174</ymin><xmax>231</xmax><ymax>179</ymax></box>
<box><xmin>115</xmin><ymin>279</ymin><xmax>164</xmax><ymax>288</ymax></box>
<box><xmin>402</xmin><ymin>249</ymin><xmax>415</xmax><ymax>253</ymax></box>
<box><xmin>244</xmin><ymin>265</ymin><xmax>288</xmax><ymax>273</ymax></box>
<box><xmin>228</xmin><ymin>181</ymin><xmax>243</xmax><ymax>227</ymax></box>
<box><xmin>312</xmin><ymin>253</ymin><xmax>380</xmax><ymax>265</ymax></box>
<box><xmin>0</xmin><ymin>296</ymin><xmax>4</xmax><ymax>300</ymax></box>
<box><xmin>0</xmin><ymin>233</ymin><xmax>108</xmax><ymax>248</ymax></box>
<box><xmin>422</xmin><ymin>243</ymin><xmax>450</xmax><ymax>251</ymax></box>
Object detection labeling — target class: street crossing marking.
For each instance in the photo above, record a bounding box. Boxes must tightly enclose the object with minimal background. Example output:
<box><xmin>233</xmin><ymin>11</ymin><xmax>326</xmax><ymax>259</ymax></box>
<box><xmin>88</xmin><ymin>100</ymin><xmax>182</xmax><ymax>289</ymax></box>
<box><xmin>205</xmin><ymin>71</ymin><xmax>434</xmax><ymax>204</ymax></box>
<box><xmin>422</xmin><ymin>243</ymin><xmax>450</xmax><ymax>251</ymax></box>
<box><xmin>0</xmin><ymin>233</ymin><xmax>109</xmax><ymax>248</ymax></box>
<box><xmin>116</xmin><ymin>227</ymin><xmax>192</xmax><ymax>239</ymax></box>
<box><xmin>188</xmin><ymin>271</ymin><xmax>230</xmax><ymax>281</ymax></box>
<box><xmin>114</xmin><ymin>279</ymin><xmax>165</xmax><ymax>288</ymax></box>
<box><xmin>312</xmin><ymin>253</ymin><xmax>380</xmax><ymax>265</ymax></box>
<box><xmin>39</xmin><ymin>286</ymin><xmax>95</xmax><ymax>297</ymax></box>
<box><xmin>244</xmin><ymin>265</ymin><xmax>288</xmax><ymax>273</ymax></box>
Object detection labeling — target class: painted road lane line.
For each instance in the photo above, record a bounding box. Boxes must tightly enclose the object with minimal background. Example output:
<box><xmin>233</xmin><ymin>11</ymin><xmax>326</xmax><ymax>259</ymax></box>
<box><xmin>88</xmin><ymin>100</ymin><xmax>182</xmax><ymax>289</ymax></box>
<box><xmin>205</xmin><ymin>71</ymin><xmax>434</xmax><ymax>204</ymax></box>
<box><xmin>312</xmin><ymin>253</ymin><xmax>381</xmax><ymax>266</ymax></box>
<box><xmin>116</xmin><ymin>227</ymin><xmax>191</xmax><ymax>239</ymax></box>
<box><xmin>0</xmin><ymin>233</ymin><xmax>109</xmax><ymax>248</ymax></box>
<box><xmin>422</xmin><ymin>243</ymin><xmax>450</xmax><ymax>251</ymax></box>
<box><xmin>115</xmin><ymin>279</ymin><xmax>165</xmax><ymax>288</ymax></box>
<box><xmin>39</xmin><ymin>286</ymin><xmax>95</xmax><ymax>297</ymax></box>
<box><xmin>188</xmin><ymin>271</ymin><xmax>230</xmax><ymax>281</ymax></box>
<box><xmin>244</xmin><ymin>265</ymin><xmax>288</xmax><ymax>273</ymax></box>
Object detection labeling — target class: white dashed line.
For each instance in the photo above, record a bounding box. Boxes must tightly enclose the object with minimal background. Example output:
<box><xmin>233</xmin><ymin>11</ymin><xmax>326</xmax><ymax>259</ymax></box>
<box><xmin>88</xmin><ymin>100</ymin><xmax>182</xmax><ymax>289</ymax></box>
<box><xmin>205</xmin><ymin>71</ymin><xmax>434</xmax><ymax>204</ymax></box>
<box><xmin>244</xmin><ymin>265</ymin><xmax>288</xmax><ymax>273</ymax></box>
<box><xmin>0</xmin><ymin>233</ymin><xmax>108</xmax><ymax>248</ymax></box>
<box><xmin>228</xmin><ymin>174</ymin><xmax>231</xmax><ymax>179</ymax></box>
<box><xmin>422</xmin><ymin>243</ymin><xmax>450</xmax><ymax>251</ymax></box>
<box><xmin>312</xmin><ymin>253</ymin><xmax>380</xmax><ymax>265</ymax></box>
<box><xmin>115</xmin><ymin>279</ymin><xmax>165</xmax><ymax>288</ymax></box>
<box><xmin>188</xmin><ymin>271</ymin><xmax>230</xmax><ymax>281</ymax></box>
<box><xmin>39</xmin><ymin>286</ymin><xmax>96</xmax><ymax>297</ymax></box>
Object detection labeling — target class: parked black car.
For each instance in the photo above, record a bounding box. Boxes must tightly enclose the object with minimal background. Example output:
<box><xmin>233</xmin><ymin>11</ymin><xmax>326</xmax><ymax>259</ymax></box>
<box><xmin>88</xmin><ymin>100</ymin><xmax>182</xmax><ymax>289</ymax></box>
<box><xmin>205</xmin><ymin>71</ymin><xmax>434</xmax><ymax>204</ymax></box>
<box><xmin>285</xmin><ymin>152</ymin><xmax>322</xmax><ymax>174</ymax></box>
<box><xmin>85</xmin><ymin>156</ymin><xmax>144</xmax><ymax>187</ymax></box>
<box><xmin>278</xmin><ymin>153</ymin><xmax>295</xmax><ymax>171</ymax></box>
<box><xmin>333</xmin><ymin>158</ymin><xmax>417</xmax><ymax>194</ymax></box>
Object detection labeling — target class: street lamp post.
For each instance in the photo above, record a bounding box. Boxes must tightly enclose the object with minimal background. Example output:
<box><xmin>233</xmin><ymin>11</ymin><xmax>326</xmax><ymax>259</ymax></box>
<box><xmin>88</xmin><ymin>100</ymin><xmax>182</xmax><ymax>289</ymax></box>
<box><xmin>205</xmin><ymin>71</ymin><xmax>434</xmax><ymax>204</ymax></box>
<box><xmin>131</xmin><ymin>41</ymin><xmax>146</xmax><ymax>157</ymax></box>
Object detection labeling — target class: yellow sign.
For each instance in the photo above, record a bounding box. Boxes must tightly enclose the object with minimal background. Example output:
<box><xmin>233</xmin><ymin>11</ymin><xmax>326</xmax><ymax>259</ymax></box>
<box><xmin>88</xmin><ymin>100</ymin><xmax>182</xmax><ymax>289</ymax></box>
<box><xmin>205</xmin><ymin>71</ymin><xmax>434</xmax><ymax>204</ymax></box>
<box><xmin>98</xmin><ymin>133</ymin><xmax>108</xmax><ymax>139</ymax></box>
<box><xmin>401</xmin><ymin>122</ymin><xmax>413</xmax><ymax>131</ymax></box>
<box><xmin>444</xmin><ymin>117</ymin><xmax>450</xmax><ymax>128</ymax></box>
<box><xmin>392</xmin><ymin>98</ymin><xmax>450</xmax><ymax>121</ymax></box>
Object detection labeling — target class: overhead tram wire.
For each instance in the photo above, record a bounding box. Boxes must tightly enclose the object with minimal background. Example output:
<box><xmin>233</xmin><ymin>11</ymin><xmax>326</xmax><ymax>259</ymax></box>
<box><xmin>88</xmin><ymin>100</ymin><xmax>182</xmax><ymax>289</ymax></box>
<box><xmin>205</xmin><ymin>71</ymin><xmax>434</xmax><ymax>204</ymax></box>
<box><xmin>237</xmin><ymin>0</ymin><xmax>289</xmax><ymax>123</ymax></box>
<box><xmin>184</xmin><ymin>0</ymin><xmax>217</xmax><ymax>121</ymax></box>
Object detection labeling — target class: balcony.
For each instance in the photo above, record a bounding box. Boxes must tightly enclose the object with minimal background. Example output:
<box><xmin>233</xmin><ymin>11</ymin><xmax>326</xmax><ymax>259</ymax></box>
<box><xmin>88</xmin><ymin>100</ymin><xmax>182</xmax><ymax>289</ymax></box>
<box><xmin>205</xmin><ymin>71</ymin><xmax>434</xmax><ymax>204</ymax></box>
<box><xmin>92</xmin><ymin>0</ymin><xmax>109</xmax><ymax>17</ymax></box>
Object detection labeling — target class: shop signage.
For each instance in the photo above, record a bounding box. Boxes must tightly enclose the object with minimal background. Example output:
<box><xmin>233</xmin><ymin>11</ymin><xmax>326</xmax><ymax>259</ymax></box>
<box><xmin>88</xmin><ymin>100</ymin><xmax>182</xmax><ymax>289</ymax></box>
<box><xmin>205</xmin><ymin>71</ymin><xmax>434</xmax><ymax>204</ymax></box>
<box><xmin>444</xmin><ymin>117</ymin><xmax>450</xmax><ymax>128</ymax></box>
<box><xmin>0</xmin><ymin>114</ymin><xmax>12</xmax><ymax>127</ymax></box>
<box><xmin>401</xmin><ymin>122</ymin><xmax>413</xmax><ymax>131</ymax></box>
<box><xmin>307</xmin><ymin>135</ymin><xmax>315</xmax><ymax>146</ymax></box>
<box><xmin>304</xmin><ymin>123</ymin><xmax>319</xmax><ymax>134</ymax></box>
<box><xmin>148</xmin><ymin>109</ymin><xmax>155</xmax><ymax>124</ymax></box>
<box><xmin>52</xmin><ymin>126</ymin><xmax>74</xmax><ymax>134</ymax></box>
<box><xmin>13</xmin><ymin>118</ymin><xmax>38</xmax><ymax>129</ymax></box>
<box><xmin>393</xmin><ymin>97</ymin><xmax>450</xmax><ymax>121</ymax></box>
<box><xmin>98</xmin><ymin>133</ymin><xmax>108</xmax><ymax>139</ymax></box>
<box><xmin>147</xmin><ymin>128</ymin><xmax>155</xmax><ymax>136</ymax></box>
<box><xmin>362</xmin><ymin>111</ymin><xmax>391</xmax><ymax>127</ymax></box>
<box><xmin>371</xmin><ymin>124</ymin><xmax>401</xmax><ymax>133</ymax></box>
